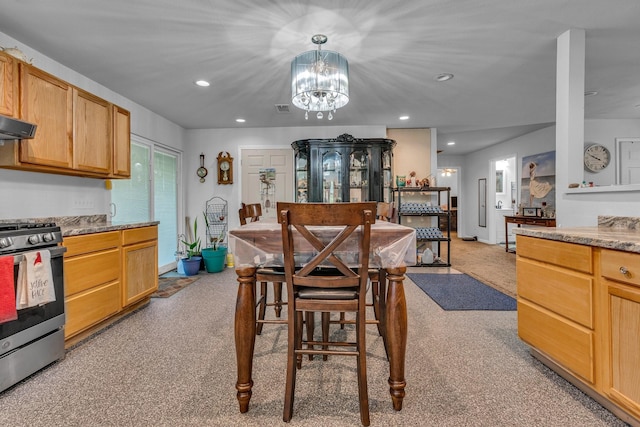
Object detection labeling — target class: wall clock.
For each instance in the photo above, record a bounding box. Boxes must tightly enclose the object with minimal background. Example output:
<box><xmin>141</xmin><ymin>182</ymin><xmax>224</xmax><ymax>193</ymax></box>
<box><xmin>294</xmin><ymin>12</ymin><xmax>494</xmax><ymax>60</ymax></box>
<box><xmin>217</xmin><ymin>151</ymin><xmax>233</xmax><ymax>184</ymax></box>
<box><xmin>197</xmin><ymin>153</ymin><xmax>208</xmax><ymax>183</ymax></box>
<box><xmin>584</xmin><ymin>143</ymin><xmax>611</xmax><ymax>172</ymax></box>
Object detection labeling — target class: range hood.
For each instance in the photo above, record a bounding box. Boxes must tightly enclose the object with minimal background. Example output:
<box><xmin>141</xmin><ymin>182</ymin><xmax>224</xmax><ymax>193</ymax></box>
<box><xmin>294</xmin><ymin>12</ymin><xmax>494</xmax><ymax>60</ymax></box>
<box><xmin>0</xmin><ymin>114</ymin><xmax>37</xmax><ymax>140</ymax></box>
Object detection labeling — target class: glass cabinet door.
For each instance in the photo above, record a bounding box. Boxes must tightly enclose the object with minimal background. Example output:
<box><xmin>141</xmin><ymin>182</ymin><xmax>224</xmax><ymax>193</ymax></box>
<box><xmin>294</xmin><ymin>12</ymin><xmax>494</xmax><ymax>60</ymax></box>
<box><xmin>349</xmin><ymin>149</ymin><xmax>369</xmax><ymax>202</ymax></box>
<box><xmin>382</xmin><ymin>149</ymin><xmax>393</xmax><ymax>203</ymax></box>
<box><xmin>322</xmin><ymin>150</ymin><xmax>342</xmax><ymax>203</ymax></box>
<box><xmin>295</xmin><ymin>151</ymin><xmax>309</xmax><ymax>202</ymax></box>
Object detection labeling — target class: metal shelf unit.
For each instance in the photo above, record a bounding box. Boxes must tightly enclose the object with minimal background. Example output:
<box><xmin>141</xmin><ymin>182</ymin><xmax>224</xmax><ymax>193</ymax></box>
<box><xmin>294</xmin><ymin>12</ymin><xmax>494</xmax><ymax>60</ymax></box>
<box><xmin>394</xmin><ymin>186</ymin><xmax>451</xmax><ymax>267</ymax></box>
<box><xmin>204</xmin><ymin>196</ymin><xmax>228</xmax><ymax>248</ymax></box>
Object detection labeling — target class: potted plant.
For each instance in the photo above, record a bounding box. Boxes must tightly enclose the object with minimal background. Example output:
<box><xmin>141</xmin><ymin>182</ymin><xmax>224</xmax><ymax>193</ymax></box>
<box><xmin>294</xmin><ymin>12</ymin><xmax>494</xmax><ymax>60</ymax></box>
<box><xmin>201</xmin><ymin>211</ymin><xmax>228</xmax><ymax>273</ymax></box>
<box><xmin>180</xmin><ymin>218</ymin><xmax>202</xmax><ymax>276</ymax></box>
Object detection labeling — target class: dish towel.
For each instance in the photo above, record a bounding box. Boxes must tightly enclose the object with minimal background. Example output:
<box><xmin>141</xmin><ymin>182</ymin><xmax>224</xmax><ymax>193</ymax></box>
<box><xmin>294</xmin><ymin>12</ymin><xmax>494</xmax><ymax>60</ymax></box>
<box><xmin>16</xmin><ymin>250</ymin><xmax>56</xmax><ymax>310</ymax></box>
<box><xmin>0</xmin><ymin>255</ymin><xmax>17</xmax><ymax>323</ymax></box>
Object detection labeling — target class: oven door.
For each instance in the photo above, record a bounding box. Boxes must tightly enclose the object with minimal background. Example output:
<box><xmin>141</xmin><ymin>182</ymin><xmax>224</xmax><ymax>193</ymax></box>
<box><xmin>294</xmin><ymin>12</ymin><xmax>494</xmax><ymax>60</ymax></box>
<box><xmin>0</xmin><ymin>245</ymin><xmax>66</xmax><ymax>356</ymax></box>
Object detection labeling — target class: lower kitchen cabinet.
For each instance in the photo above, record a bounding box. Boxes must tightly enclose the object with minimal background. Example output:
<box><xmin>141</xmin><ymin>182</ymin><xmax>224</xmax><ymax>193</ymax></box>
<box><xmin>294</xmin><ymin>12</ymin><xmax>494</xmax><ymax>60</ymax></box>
<box><xmin>63</xmin><ymin>225</ymin><xmax>158</xmax><ymax>344</ymax></box>
<box><xmin>600</xmin><ymin>249</ymin><xmax>640</xmax><ymax>420</ymax></box>
<box><xmin>122</xmin><ymin>227</ymin><xmax>158</xmax><ymax>307</ymax></box>
<box><xmin>517</xmin><ymin>235</ymin><xmax>640</xmax><ymax>425</ymax></box>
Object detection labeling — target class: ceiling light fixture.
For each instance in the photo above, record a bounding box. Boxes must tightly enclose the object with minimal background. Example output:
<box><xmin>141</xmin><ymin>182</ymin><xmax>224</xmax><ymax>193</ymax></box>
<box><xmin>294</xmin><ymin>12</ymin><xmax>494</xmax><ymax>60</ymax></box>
<box><xmin>435</xmin><ymin>73</ymin><xmax>454</xmax><ymax>82</ymax></box>
<box><xmin>399</xmin><ymin>115</ymin><xmax>410</xmax><ymax>120</ymax></box>
<box><xmin>195</xmin><ymin>80</ymin><xmax>210</xmax><ymax>87</ymax></box>
<box><xmin>291</xmin><ymin>34</ymin><xmax>349</xmax><ymax>121</ymax></box>
<box><xmin>235</xmin><ymin>118</ymin><xmax>246</xmax><ymax>123</ymax></box>
<box><xmin>447</xmin><ymin>141</ymin><xmax>456</xmax><ymax>146</ymax></box>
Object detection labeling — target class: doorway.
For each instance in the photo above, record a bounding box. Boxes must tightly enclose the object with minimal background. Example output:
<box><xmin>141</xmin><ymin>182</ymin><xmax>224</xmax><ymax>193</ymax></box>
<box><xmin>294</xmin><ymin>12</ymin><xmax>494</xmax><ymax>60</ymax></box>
<box><xmin>490</xmin><ymin>156</ymin><xmax>517</xmax><ymax>246</ymax></box>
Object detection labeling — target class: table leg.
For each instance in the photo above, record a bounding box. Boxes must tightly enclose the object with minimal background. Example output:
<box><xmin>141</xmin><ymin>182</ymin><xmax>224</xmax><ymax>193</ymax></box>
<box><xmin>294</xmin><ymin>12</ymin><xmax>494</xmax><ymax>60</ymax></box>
<box><xmin>235</xmin><ymin>266</ymin><xmax>257</xmax><ymax>413</ymax></box>
<box><xmin>385</xmin><ymin>266</ymin><xmax>407</xmax><ymax>411</ymax></box>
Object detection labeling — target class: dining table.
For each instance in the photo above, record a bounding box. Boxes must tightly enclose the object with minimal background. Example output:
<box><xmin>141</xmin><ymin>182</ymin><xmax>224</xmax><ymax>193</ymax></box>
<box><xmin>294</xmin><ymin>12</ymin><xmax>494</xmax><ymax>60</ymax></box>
<box><xmin>228</xmin><ymin>218</ymin><xmax>417</xmax><ymax>414</ymax></box>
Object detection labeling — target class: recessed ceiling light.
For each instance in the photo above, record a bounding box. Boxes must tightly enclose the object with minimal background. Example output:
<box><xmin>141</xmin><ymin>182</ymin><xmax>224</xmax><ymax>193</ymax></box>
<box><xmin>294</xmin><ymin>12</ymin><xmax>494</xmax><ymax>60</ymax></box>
<box><xmin>435</xmin><ymin>73</ymin><xmax>454</xmax><ymax>82</ymax></box>
<box><xmin>235</xmin><ymin>118</ymin><xmax>246</xmax><ymax>123</ymax></box>
<box><xmin>399</xmin><ymin>115</ymin><xmax>410</xmax><ymax>120</ymax></box>
<box><xmin>447</xmin><ymin>141</ymin><xmax>456</xmax><ymax>146</ymax></box>
<box><xmin>195</xmin><ymin>80</ymin><xmax>210</xmax><ymax>87</ymax></box>
<box><xmin>584</xmin><ymin>90</ymin><xmax>598</xmax><ymax>97</ymax></box>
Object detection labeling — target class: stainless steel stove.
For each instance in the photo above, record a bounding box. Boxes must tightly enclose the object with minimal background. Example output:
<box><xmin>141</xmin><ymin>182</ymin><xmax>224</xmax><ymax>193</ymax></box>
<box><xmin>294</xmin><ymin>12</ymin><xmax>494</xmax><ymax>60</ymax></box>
<box><xmin>0</xmin><ymin>222</ymin><xmax>66</xmax><ymax>392</ymax></box>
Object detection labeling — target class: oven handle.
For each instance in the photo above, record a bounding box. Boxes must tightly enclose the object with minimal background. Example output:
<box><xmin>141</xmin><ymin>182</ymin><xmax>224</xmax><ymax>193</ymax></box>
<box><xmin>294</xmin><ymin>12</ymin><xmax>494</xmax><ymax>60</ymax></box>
<box><xmin>12</xmin><ymin>245</ymin><xmax>67</xmax><ymax>265</ymax></box>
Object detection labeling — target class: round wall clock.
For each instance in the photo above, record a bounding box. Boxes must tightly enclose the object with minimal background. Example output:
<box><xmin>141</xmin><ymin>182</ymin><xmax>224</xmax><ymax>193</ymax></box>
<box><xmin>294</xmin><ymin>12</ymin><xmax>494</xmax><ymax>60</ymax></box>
<box><xmin>584</xmin><ymin>143</ymin><xmax>611</xmax><ymax>173</ymax></box>
<box><xmin>197</xmin><ymin>153</ymin><xmax>208</xmax><ymax>183</ymax></box>
<box><xmin>217</xmin><ymin>151</ymin><xmax>234</xmax><ymax>184</ymax></box>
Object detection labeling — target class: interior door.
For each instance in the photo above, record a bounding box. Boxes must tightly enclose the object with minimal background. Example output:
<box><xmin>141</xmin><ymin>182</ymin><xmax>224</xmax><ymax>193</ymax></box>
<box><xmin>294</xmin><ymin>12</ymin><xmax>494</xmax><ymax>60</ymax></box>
<box><xmin>617</xmin><ymin>138</ymin><xmax>640</xmax><ymax>184</ymax></box>
<box><xmin>241</xmin><ymin>148</ymin><xmax>294</xmax><ymax>219</ymax></box>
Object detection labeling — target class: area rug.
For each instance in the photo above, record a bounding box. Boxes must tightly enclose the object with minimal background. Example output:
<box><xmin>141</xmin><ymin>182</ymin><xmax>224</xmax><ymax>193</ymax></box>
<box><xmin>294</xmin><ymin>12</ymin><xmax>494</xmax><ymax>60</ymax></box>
<box><xmin>151</xmin><ymin>276</ymin><xmax>200</xmax><ymax>298</ymax></box>
<box><xmin>407</xmin><ymin>273</ymin><xmax>516</xmax><ymax>311</ymax></box>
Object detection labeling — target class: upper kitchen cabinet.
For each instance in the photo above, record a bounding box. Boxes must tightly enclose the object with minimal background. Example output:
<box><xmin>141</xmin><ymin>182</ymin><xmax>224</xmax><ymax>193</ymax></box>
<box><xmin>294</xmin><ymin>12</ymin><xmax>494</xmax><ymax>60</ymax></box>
<box><xmin>292</xmin><ymin>134</ymin><xmax>395</xmax><ymax>204</ymax></box>
<box><xmin>111</xmin><ymin>105</ymin><xmax>130</xmax><ymax>178</ymax></box>
<box><xmin>0</xmin><ymin>51</ymin><xmax>18</xmax><ymax>117</ymax></box>
<box><xmin>19</xmin><ymin>64</ymin><xmax>74</xmax><ymax>169</ymax></box>
<box><xmin>0</xmin><ymin>55</ymin><xmax>131</xmax><ymax>179</ymax></box>
<box><xmin>73</xmin><ymin>88</ymin><xmax>112</xmax><ymax>174</ymax></box>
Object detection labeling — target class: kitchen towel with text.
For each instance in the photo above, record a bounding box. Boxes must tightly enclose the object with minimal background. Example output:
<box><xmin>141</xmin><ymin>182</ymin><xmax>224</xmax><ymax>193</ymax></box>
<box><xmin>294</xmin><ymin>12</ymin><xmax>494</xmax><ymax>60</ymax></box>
<box><xmin>16</xmin><ymin>250</ymin><xmax>56</xmax><ymax>309</ymax></box>
<box><xmin>0</xmin><ymin>256</ymin><xmax>18</xmax><ymax>323</ymax></box>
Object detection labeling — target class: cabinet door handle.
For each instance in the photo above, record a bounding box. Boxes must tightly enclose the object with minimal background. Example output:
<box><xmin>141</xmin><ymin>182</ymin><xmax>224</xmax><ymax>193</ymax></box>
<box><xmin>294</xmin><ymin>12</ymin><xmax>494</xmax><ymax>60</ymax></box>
<box><xmin>619</xmin><ymin>266</ymin><xmax>629</xmax><ymax>276</ymax></box>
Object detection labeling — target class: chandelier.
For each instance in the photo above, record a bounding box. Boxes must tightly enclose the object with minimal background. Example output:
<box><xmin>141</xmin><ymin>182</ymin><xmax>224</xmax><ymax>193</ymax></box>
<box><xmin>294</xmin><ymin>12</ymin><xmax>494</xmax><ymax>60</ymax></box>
<box><xmin>291</xmin><ymin>34</ymin><xmax>349</xmax><ymax>120</ymax></box>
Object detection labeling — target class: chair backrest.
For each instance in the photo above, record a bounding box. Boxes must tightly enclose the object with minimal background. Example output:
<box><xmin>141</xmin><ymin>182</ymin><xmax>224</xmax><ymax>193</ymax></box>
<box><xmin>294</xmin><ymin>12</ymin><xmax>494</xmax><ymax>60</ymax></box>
<box><xmin>376</xmin><ymin>201</ymin><xmax>394</xmax><ymax>222</ymax></box>
<box><xmin>277</xmin><ymin>202</ymin><xmax>375</xmax><ymax>290</ymax></box>
<box><xmin>238</xmin><ymin>203</ymin><xmax>262</xmax><ymax>225</ymax></box>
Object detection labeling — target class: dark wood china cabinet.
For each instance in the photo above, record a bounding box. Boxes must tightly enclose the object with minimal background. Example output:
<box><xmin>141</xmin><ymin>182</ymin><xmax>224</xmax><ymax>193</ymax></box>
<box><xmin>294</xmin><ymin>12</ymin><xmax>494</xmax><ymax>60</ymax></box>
<box><xmin>292</xmin><ymin>134</ymin><xmax>396</xmax><ymax>204</ymax></box>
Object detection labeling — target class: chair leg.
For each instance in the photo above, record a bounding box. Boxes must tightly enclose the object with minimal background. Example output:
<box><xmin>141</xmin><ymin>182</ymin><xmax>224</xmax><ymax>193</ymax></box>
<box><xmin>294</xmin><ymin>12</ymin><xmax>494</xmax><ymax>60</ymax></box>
<box><xmin>321</xmin><ymin>312</ymin><xmax>330</xmax><ymax>361</ymax></box>
<box><xmin>283</xmin><ymin>310</ymin><xmax>301</xmax><ymax>422</ymax></box>
<box><xmin>256</xmin><ymin>281</ymin><xmax>267</xmax><ymax>335</ymax></box>
<box><xmin>305</xmin><ymin>311</ymin><xmax>315</xmax><ymax>361</ymax></box>
<box><xmin>356</xmin><ymin>306</ymin><xmax>370</xmax><ymax>426</ymax></box>
<box><xmin>339</xmin><ymin>312</ymin><xmax>345</xmax><ymax>329</ymax></box>
<box><xmin>273</xmin><ymin>281</ymin><xmax>283</xmax><ymax>318</ymax></box>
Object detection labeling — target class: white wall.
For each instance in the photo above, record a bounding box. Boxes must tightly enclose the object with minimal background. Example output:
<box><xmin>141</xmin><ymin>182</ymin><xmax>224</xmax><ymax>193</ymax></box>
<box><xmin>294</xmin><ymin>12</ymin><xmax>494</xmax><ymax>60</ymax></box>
<box><xmin>0</xmin><ymin>31</ymin><xmax>185</xmax><ymax>220</ymax></box>
<box><xmin>184</xmin><ymin>126</ymin><xmax>387</xmax><ymax>238</ymax></box>
<box><xmin>439</xmin><ymin>119</ymin><xmax>640</xmax><ymax>240</ymax></box>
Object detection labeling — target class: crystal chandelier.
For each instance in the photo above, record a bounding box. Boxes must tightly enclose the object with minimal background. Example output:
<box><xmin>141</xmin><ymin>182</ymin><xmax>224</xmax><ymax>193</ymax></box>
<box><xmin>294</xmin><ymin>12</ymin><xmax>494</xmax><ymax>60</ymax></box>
<box><xmin>291</xmin><ymin>34</ymin><xmax>349</xmax><ymax>120</ymax></box>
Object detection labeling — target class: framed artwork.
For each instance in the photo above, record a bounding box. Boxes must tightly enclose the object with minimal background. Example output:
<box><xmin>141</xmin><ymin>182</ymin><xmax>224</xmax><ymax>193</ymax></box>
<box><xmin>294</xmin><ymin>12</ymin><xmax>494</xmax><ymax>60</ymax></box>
<box><xmin>521</xmin><ymin>151</ymin><xmax>555</xmax><ymax>210</ymax></box>
<box><xmin>496</xmin><ymin>170</ymin><xmax>505</xmax><ymax>194</ymax></box>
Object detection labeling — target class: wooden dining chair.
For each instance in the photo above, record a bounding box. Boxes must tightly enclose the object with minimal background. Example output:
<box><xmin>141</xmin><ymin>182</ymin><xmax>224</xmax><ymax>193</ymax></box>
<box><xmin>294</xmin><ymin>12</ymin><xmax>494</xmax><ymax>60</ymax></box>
<box><xmin>238</xmin><ymin>202</ymin><xmax>286</xmax><ymax>334</ymax></box>
<box><xmin>278</xmin><ymin>202</ymin><xmax>375</xmax><ymax>426</ymax></box>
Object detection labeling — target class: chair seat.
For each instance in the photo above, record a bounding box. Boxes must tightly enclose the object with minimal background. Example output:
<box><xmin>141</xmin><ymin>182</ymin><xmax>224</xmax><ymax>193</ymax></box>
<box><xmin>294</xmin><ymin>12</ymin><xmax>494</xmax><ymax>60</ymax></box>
<box><xmin>297</xmin><ymin>287</ymin><xmax>358</xmax><ymax>300</ymax></box>
<box><xmin>257</xmin><ymin>267</ymin><xmax>285</xmax><ymax>276</ymax></box>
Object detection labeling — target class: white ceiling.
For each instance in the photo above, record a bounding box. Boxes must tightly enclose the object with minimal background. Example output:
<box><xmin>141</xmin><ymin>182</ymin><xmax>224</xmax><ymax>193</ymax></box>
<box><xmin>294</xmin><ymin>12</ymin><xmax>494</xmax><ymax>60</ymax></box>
<box><xmin>1</xmin><ymin>0</ymin><xmax>639</xmax><ymax>155</ymax></box>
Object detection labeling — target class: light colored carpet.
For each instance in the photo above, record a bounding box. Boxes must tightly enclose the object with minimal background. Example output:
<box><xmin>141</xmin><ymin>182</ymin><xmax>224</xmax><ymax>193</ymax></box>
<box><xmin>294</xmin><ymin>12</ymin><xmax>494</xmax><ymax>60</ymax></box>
<box><xmin>0</xmin><ymin>264</ymin><xmax>626</xmax><ymax>426</ymax></box>
<box><xmin>449</xmin><ymin>233</ymin><xmax>517</xmax><ymax>297</ymax></box>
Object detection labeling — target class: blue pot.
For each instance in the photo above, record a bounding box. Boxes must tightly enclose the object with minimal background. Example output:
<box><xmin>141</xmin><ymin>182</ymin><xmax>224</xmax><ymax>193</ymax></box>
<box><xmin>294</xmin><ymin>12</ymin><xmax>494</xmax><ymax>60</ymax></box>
<box><xmin>182</xmin><ymin>256</ymin><xmax>202</xmax><ymax>276</ymax></box>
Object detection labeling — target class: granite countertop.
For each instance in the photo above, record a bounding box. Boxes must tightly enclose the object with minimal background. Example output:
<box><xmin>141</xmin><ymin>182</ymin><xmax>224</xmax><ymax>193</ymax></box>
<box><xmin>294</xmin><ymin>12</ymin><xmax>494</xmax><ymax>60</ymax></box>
<box><xmin>0</xmin><ymin>215</ymin><xmax>159</xmax><ymax>237</ymax></box>
<box><xmin>513</xmin><ymin>215</ymin><xmax>640</xmax><ymax>254</ymax></box>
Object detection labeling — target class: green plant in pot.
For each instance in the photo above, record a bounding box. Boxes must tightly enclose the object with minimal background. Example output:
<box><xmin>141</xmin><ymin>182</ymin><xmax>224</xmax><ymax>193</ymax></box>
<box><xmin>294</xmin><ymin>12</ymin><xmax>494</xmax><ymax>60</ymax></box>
<box><xmin>201</xmin><ymin>212</ymin><xmax>228</xmax><ymax>273</ymax></box>
<box><xmin>181</xmin><ymin>218</ymin><xmax>202</xmax><ymax>276</ymax></box>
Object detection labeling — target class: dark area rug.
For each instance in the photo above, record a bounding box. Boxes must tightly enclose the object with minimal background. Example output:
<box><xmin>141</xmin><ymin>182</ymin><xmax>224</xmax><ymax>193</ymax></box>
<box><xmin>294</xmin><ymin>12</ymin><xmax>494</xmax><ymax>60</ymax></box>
<box><xmin>151</xmin><ymin>276</ymin><xmax>200</xmax><ymax>298</ymax></box>
<box><xmin>407</xmin><ymin>273</ymin><xmax>516</xmax><ymax>311</ymax></box>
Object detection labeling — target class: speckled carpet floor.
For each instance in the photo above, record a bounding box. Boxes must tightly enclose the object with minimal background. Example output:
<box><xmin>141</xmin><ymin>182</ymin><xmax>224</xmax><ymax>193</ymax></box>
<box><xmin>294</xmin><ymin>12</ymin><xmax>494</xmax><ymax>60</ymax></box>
<box><xmin>0</xmin><ymin>263</ymin><xmax>629</xmax><ymax>426</ymax></box>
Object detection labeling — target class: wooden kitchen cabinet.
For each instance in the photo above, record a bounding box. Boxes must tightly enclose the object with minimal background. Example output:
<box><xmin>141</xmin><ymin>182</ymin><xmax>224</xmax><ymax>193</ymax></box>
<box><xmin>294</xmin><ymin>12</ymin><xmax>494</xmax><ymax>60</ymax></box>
<box><xmin>516</xmin><ymin>235</ymin><xmax>596</xmax><ymax>383</ymax></box>
<box><xmin>600</xmin><ymin>249</ymin><xmax>640</xmax><ymax>419</ymax></box>
<box><xmin>63</xmin><ymin>231</ymin><xmax>121</xmax><ymax>340</ymax></box>
<box><xmin>63</xmin><ymin>225</ymin><xmax>158</xmax><ymax>345</ymax></box>
<box><xmin>112</xmin><ymin>104</ymin><xmax>131</xmax><ymax>177</ymax></box>
<box><xmin>0</xmin><ymin>53</ymin><xmax>131</xmax><ymax>179</ymax></box>
<box><xmin>73</xmin><ymin>88</ymin><xmax>112</xmax><ymax>174</ymax></box>
<box><xmin>19</xmin><ymin>64</ymin><xmax>74</xmax><ymax>169</ymax></box>
<box><xmin>121</xmin><ymin>226</ymin><xmax>158</xmax><ymax>306</ymax></box>
<box><xmin>0</xmin><ymin>51</ymin><xmax>18</xmax><ymax>117</ymax></box>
